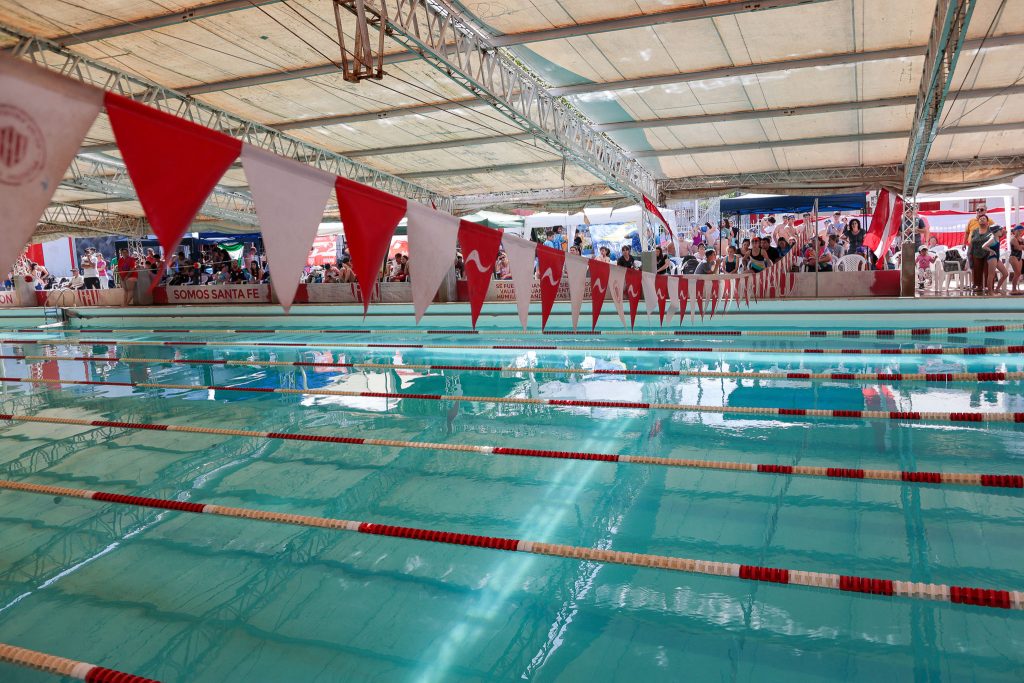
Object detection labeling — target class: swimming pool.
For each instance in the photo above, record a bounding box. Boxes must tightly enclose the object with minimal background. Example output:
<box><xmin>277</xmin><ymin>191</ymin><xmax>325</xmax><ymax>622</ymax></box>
<box><xmin>0</xmin><ymin>300</ymin><xmax>1022</xmax><ymax>682</ymax></box>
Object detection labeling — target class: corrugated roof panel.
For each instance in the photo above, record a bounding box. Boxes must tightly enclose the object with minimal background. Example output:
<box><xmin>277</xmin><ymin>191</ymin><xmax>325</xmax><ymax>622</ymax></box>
<box><xmin>469</xmin><ymin>0</ymin><xmax>708</xmax><ymax>33</ymax></box>
<box><xmin>359</xmin><ymin>141</ymin><xmax>560</xmax><ymax>176</ymax></box>
<box><xmin>411</xmin><ymin>165</ymin><xmax>600</xmax><ymax>195</ymax></box>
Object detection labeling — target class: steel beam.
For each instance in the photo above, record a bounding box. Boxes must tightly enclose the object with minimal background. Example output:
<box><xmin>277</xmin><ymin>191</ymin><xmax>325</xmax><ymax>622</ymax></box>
<box><xmin>657</xmin><ymin>156</ymin><xmax>1024</xmax><ymax>197</ymax></box>
<box><xmin>2</xmin><ymin>23</ymin><xmax>451</xmax><ymax>211</ymax></box>
<box><xmin>58</xmin><ymin>1</ymin><xmax>284</xmax><ymax>45</ymax></box>
<box><xmin>64</xmin><ymin>155</ymin><xmax>259</xmax><ymax>227</ymax></box>
<box><xmin>490</xmin><ymin>0</ymin><xmax>832</xmax><ymax>47</ymax></box>
<box><xmin>37</xmin><ymin>203</ymin><xmax>151</xmax><ymax>238</ymax></box>
<box><xmin>394</xmin><ymin>121</ymin><xmax>1024</xmax><ymax>179</ymax></box>
<box><xmin>338</xmin><ymin>0</ymin><xmax>656</xmax><ymax>200</ymax></box>
<box><xmin>453</xmin><ymin>184</ymin><xmax>623</xmax><ymax>212</ymax></box>
<box><xmin>547</xmin><ymin>33</ymin><xmax>1024</xmax><ymax>98</ymax></box>
<box><xmin>902</xmin><ymin>0</ymin><xmax>977</xmax><ymax>203</ymax></box>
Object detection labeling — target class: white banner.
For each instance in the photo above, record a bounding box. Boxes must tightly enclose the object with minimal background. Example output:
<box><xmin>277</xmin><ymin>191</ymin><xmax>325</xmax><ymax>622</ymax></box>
<box><xmin>608</xmin><ymin>264</ymin><xmax>627</xmax><ymax>328</ymax></box>
<box><xmin>564</xmin><ymin>254</ymin><xmax>589</xmax><ymax>331</ymax></box>
<box><xmin>163</xmin><ymin>284</ymin><xmax>271</xmax><ymax>304</ymax></box>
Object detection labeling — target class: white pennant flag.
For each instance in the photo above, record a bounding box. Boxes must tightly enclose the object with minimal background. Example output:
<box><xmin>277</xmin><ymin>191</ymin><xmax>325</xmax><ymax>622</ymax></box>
<box><xmin>641</xmin><ymin>271</ymin><xmax>658</xmax><ymax>323</ymax></box>
<box><xmin>564</xmin><ymin>253</ymin><xmax>589</xmax><ymax>331</ymax></box>
<box><xmin>667</xmin><ymin>274</ymin><xmax>680</xmax><ymax>321</ymax></box>
<box><xmin>407</xmin><ymin>202</ymin><xmax>459</xmax><ymax>322</ymax></box>
<box><xmin>502</xmin><ymin>234</ymin><xmax>537</xmax><ymax>330</ymax></box>
<box><xmin>608</xmin><ymin>264</ymin><xmax>627</xmax><ymax>328</ymax></box>
<box><xmin>242</xmin><ymin>145</ymin><xmax>334</xmax><ymax>312</ymax></box>
<box><xmin>0</xmin><ymin>57</ymin><xmax>102</xmax><ymax>276</ymax></box>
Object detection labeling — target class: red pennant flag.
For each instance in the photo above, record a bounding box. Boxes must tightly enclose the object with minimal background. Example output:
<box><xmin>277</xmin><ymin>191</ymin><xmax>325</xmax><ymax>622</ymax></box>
<box><xmin>722</xmin><ymin>277</ymin><xmax>731</xmax><ymax>313</ymax></box>
<box><xmin>695</xmin><ymin>278</ymin><xmax>705</xmax><ymax>320</ymax></box>
<box><xmin>744</xmin><ymin>274</ymin><xmax>751</xmax><ymax>307</ymax></box>
<box><xmin>624</xmin><ymin>268</ymin><xmax>643</xmax><ymax>329</ymax></box>
<box><xmin>459</xmin><ymin>220</ymin><xmax>503</xmax><ymax>328</ymax></box>
<box><xmin>678</xmin><ymin>277</ymin><xmax>690</xmax><ymax>323</ymax></box>
<box><xmin>336</xmin><ymin>177</ymin><xmax>408</xmax><ymax>313</ymax></box>
<box><xmin>105</xmin><ymin>92</ymin><xmax>241</xmax><ymax>258</ymax></box>
<box><xmin>655</xmin><ymin>275</ymin><xmax>669</xmax><ymax>325</ymax></box>
<box><xmin>588</xmin><ymin>259</ymin><xmax>610</xmax><ymax>331</ymax></box>
<box><xmin>536</xmin><ymin>244</ymin><xmax>565</xmax><ymax>330</ymax></box>
<box><xmin>709</xmin><ymin>277</ymin><xmax>720</xmax><ymax>318</ymax></box>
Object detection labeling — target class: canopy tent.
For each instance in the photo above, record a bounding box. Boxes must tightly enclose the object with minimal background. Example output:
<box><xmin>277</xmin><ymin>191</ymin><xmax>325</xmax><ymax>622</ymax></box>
<box><xmin>720</xmin><ymin>193</ymin><xmax>868</xmax><ymax>216</ymax></box>
<box><xmin>524</xmin><ymin>205</ymin><xmax>677</xmax><ymax>230</ymax></box>
<box><xmin>917</xmin><ymin>183</ymin><xmax>1020</xmax><ymax>225</ymax></box>
<box><xmin>914</xmin><ymin>183</ymin><xmax>1021</xmax><ymax>247</ymax></box>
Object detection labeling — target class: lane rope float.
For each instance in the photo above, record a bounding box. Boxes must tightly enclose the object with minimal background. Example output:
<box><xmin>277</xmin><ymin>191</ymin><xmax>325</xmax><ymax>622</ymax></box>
<box><xmin>8</xmin><ymin>375</ymin><xmax>1024</xmax><ymax>425</ymax></box>
<box><xmin>0</xmin><ymin>352</ymin><xmax>1019</xmax><ymax>385</ymax></box>
<box><xmin>0</xmin><ymin>406</ymin><xmax>1019</xmax><ymax>489</ymax></box>
<box><xmin>0</xmin><ymin>641</ymin><xmax>158</xmax><ymax>682</ymax></box>
<box><xmin>3</xmin><ymin>336</ymin><xmax>1023</xmax><ymax>358</ymax></box>
<box><xmin>30</xmin><ymin>322</ymin><xmax>1024</xmax><ymax>338</ymax></box>
<box><xmin>0</xmin><ymin>479</ymin><xmax>1020</xmax><ymax>611</ymax></box>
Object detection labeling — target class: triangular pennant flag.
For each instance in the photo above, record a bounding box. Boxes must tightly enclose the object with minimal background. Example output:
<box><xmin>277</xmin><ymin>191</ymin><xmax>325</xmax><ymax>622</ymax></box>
<box><xmin>678</xmin><ymin>276</ymin><xmax>690</xmax><ymax>324</ymax></box>
<box><xmin>624</xmin><ymin>267</ymin><xmax>643</xmax><ymax>329</ymax></box>
<box><xmin>536</xmin><ymin>244</ymin><xmax>565</xmax><ymax>330</ymax></box>
<box><xmin>565</xmin><ymin>254</ymin><xmax>589</xmax><ymax>331</ymax></box>
<box><xmin>721</xmin><ymin>276</ymin><xmax>731</xmax><ymax>314</ymax></box>
<box><xmin>695</xmin><ymin>278</ymin><xmax>705</xmax><ymax>320</ymax></box>
<box><xmin>407</xmin><ymin>202</ymin><xmax>459</xmax><ymax>322</ymax></box>
<box><xmin>588</xmin><ymin>258</ymin><xmax>610</xmax><ymax>331</ymax></box>
<box><xmin>336</xmin><ymin>176</ymin><xmax>407</xmax><ymax>313</ymax></box>
<box><xmin>654</xmin><ymin>274</ymin><xmax>669</xmax><ymax>325</ymax></box>
<box><xmin>503</xmin><ymin>235</ymin><xmax>537</xmax><ymax>330</ymax></box>
<box><xmin>744</xmin><ymin>274</ymin><xmax>751</xmax><ymax>308</ymax></box>
<box><xmin>106</xmin><ymin>92</ymin><xmax>241</xmax><ymax>258</ymax></box>
<box><xmin>641</xmin><ymin>270</ymin><xmax>658</xmax><ymax>324</ymax></box>
<box><xmin>459</xmin><ymin>220</ymin><xmax>503</xmax><ymax>328</ymax></box>
<box><xmin>241</xmin><ymin>145</ymin><xmax>334</xmax><ymax>312</ymax></box>
<box><xmin>0</xmin><ymin>58</ymin><xmax>102</xmax><ymax>276</ymax></box>
<box><xmin>608</xmin><ymin>265</ymin><xmax>628</xmax><ymax>328</ymax></box>
<box><xmin>709</xmin><ymin>276</ymin><xmax>720</xmax><ymax>318</ymax></box>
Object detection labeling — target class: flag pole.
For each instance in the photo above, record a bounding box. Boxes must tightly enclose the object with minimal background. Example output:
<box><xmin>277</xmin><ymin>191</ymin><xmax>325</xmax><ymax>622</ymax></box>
<box><xmin>814</xmin><ymin>199</ymin><xmax>820</xmax><ymax>298</ymax></box>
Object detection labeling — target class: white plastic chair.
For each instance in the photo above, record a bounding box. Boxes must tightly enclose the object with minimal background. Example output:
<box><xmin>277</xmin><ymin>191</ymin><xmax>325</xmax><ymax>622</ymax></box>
<box><xmin>934</xmin><ymin>247</ymin><xmax>968</xmax><ymax>294</ymax></box>
<box><xmin>835</xmin><ymin>254</ymin><xmax>867</xmax><ymax>272</ymax></box>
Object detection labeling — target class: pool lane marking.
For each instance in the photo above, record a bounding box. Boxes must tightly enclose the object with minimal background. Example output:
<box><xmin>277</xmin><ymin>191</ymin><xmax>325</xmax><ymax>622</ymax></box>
<box><xmin>0</xmin><ymin>479</ymin><xmax>1020</xmax><ymax>611</ymax></box>
<box><xmin>0</xmin><ymin>641</ymin><xmax>159</xmax><ymax>682</ymax></box>
<box><xmin>29</xmin><ymin>322</ymin><xmax>1024</xmax><ymax>338</ymax></box>
<box><xmin>0</xmin><ymin>353</ymin><xmax>1019</xmax><ymax>384</ymax></box>
<box><xmin>3</xmin><ymin>337</ymin><xmax>1023</xmax><ymax>357</ymax></box>
<box><xmin>0</xmin><ymin>404</ymin><xmax>1019</xmax><ymax>489</ymax></box>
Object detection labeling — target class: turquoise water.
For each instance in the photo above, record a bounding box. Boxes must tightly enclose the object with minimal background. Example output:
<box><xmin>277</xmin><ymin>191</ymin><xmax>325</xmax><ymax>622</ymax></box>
<box><xmin>0</xmin><ymin>303</ymin><xmax>1022</xmax><ymax>682</ymax></box>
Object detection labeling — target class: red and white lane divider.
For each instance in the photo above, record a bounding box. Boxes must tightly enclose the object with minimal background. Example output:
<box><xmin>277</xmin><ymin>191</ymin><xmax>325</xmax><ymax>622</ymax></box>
<box><xmin>3</xmin><ymin>336</ymin><xmax>1023</xmax><ymax>358</ymax></box>
<box><xmin>35</xmin><ymin>322</ymin><xmax>1024</xmax><ymax>338</ymax></box>
<box><xmin>0</xmin><ymin>407</ymin><xmax>1019</xmax><ymax>489</ymax></box>
<box><xmin>0</xmin><ymin>642</ymin><xmax>158</xmax><ymax>682</ymax></box>
<box><xmin>0</xmin><ymin>479</ymin><xmax>1019</xmax><ymax>610</ymax></box>
<box><xmin>1</xmin><ymin>352</ymin><xmax>1019</xmax><ymax>384</ymax></box>
<box><xmin>9</xmin><ymin>375</ymin><xmax>1024</xmax><ymax>425</ymax></box>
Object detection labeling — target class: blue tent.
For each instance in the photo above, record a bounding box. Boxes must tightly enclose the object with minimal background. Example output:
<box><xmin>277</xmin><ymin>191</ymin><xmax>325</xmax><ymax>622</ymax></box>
<box><xmin>720</xmin><ymin>193</ymin><xmax>866</xmax><ymax>215</ymax></box>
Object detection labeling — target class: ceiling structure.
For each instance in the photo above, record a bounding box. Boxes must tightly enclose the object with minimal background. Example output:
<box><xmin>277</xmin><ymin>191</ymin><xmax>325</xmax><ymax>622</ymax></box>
<box><xmin>2</xmin><ymin>0</ymin><xmax>1023</xmax><ymax>233</ymax></box>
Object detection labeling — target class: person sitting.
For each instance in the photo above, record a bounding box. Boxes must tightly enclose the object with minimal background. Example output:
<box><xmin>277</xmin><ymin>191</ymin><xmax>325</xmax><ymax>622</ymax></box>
<box><xmin>916</xmin><ymin>246</ymin><xmax>936</xmax><ymax>290</ymax></box>
<box><xmin>68</xmin><ymin>268</ymin><xmax>85</xmax><ymax>290</ymax></box>
<box><xmin>723</xmin><ymin>245</ymin><xmax>739</xmax><ymax>273</ymax></box>
<box><xmin>695</xmin><ymin>249</ymin><xmax>719</xmax><ymax>274</ymax></box>
<box><xmin>655</xmin><ymin>246</ymin><xmax>671</xmax><ymax>274</ymax></box>
<box><xmin>388</xmin><ymin>253</ymin><xmax>408</xmax><ymax>282</ymax></box>
<box><xmin>495</xmin><ymin>252</ymin><xmax>512</xmax><ymax>280</ymax></box>
<box><xmin>595</xmin><ymin>246</ymin><xmax>613</xmax><ymax>263</ymax></box>
<box><xmin>748</xmin><ymin>237</ymin><xmax>768</xmax><ymax>273</ymax></box>
<box><xmin>616</xmin><ymin>245</ymin><xmax>638</xmax><ymax>269</ymax></box>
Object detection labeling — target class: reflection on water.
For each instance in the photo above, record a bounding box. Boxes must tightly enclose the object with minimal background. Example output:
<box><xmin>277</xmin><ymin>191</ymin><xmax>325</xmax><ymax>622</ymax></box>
<box><xmin>0</xmin><ymin>324</ymin><xmax>1021</xmax><ymax>682</ymax></box>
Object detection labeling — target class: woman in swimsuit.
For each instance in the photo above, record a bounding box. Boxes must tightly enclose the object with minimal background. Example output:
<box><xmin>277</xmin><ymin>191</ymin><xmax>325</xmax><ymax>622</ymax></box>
<box><xmin>983</xmin><ymin>223</ymin><xmax>1008</xmax><ymax>294</ymax></box>
<box><xmin>723</xmin><ymin>245</ymin><xmax>739</xmax><ymax>273</ymax></box>
<box><xmin>1009</xmin><ymin>225</ymin><xmax>1023</xmax><ymax>293</ymax></box>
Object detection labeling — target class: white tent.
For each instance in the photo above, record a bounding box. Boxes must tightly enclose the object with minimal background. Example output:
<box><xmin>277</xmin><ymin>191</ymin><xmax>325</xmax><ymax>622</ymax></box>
<box><xmin>917</xmin><ymin>183</ymin><xmax>1021</xmax><ymax>226</ymax></box>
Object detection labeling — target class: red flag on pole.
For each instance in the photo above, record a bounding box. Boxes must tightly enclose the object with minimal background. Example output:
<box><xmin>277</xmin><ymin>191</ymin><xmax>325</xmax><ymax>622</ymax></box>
<box><xmin>458</xmin><ymin>220</ymin><xmax>503</xmax><ymax>328</ymax></box>
<box><xmin>336</xmin><ymin>177</ymin><xmax>408</xmax><ymax>314</ymax></box>
<box><xmin>863</xmin><ymin>189</ymin><xmax>904</xmax><ymax>259</ymax></box>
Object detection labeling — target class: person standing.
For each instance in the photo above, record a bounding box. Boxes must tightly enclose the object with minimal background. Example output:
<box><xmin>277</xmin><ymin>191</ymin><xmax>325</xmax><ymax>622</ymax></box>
<box><xmin>1009</xmin><ymin>225</ymin><xmax>1023</xmax><ymax>293</ymax></box>
<box><xmin>80</xmin><ymin>248</ymin><xmax>100</xmax><ymax>289</ymax></box>
<box><xmin>968</xmin><ymin>216</ymin><xmax>992</xmax><ymax>294</ymax></box>
<box><xmin>117</xmin><ymin>248</ymin><xmax>138</xmax><ymax>305</ymax></box>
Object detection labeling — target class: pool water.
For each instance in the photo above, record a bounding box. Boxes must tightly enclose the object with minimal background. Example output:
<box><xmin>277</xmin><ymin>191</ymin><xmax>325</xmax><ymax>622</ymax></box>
<box><xmin>0</xmin><ymin>302</ymin><xmax>1022</xmax><ymax>682</ymax></box>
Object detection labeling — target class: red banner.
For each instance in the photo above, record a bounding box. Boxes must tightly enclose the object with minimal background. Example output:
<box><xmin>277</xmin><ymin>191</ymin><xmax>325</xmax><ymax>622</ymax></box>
<box><xmin>624</xmin><ymin>267</ymin><xmax>642</xmax><ymax>329</ymax></box>
<box><xmin>458</xmin><ymin>220</ymin><xmax>503</xmax><ymax>328</ymax></box>
<box><xmin>588</xmin><ymin>259</ymin><xmax>610</xmax><ymax>331</ymax></box>
<box><xmin>536</xmin><ymin>244</ymin><xmax>565</xmax><ymax>331</ymax></box>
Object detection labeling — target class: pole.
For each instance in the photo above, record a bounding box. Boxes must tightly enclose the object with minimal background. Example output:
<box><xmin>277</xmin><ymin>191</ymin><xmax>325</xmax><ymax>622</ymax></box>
<box><xmin>813</xmin><ymin>199</ymin><xmax>819</xmax><ymax>298</ymax></box>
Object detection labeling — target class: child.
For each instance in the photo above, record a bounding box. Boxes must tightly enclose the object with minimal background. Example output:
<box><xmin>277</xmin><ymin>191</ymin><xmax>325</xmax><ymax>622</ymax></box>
<box><xmin>916</xmin><ymin>246</ymin><xmax>935</xmax><ymax>289</ymax></box>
